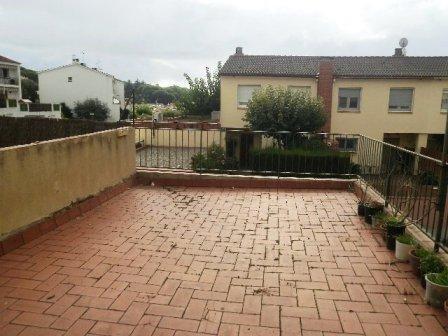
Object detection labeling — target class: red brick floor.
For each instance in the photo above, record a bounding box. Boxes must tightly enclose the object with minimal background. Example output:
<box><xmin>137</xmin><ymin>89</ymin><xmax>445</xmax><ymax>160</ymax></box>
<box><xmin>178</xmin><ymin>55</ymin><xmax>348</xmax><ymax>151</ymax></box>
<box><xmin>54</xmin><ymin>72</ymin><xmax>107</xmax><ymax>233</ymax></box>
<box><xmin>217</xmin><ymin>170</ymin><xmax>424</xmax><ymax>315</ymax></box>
<box><xmin>1</xmin><ymin>186</ymin><xmax>447</xmax><ymax>336</ymax></box>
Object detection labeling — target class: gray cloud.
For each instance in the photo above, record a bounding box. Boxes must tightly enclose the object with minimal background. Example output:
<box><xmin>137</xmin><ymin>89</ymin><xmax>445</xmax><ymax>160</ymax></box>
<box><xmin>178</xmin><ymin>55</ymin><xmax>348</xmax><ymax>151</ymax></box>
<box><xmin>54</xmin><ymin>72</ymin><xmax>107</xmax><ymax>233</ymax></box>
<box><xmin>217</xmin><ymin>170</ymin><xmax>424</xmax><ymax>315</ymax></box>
<box><xmin>1</xmin><ymin>0</ymin><xmax>447</xmax><ymax>86</ymax></box>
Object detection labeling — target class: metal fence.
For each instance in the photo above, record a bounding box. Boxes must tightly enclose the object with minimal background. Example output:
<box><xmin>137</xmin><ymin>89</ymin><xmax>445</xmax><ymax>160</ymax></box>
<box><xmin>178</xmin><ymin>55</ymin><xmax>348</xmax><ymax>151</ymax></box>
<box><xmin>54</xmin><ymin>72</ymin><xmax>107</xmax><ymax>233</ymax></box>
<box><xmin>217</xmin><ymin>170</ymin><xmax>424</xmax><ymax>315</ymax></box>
<box><xmin>135</xmin><ymin>126</ymin><xmax>447</xmax><ymax>251</ymax></box>
<box><xmin>135</xmin><ymin>128</ymin><xmax>360</xmax><ymax>177</ymax></box>
<box><xmin>356</xmin><ymin>135</ymin><xmax>447</xmax><ymax>251</ymax></box>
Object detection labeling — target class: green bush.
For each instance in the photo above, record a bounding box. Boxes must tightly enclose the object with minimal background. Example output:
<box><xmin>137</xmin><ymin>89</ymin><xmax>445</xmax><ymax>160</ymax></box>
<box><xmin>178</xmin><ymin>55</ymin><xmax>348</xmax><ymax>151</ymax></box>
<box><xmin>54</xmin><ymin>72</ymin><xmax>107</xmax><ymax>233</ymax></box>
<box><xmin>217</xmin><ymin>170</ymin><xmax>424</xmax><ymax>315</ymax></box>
<box><xmin>396</xmin><ymin>234</ymin><xmax>414</xmax><ymax>245</ymax></box>
<box><xmin>247</xmin><ymin>146</ymin><xmax>354</xmax><ymax>175</ymax></box>
<box><xmin>414</xmin><ymin>246</ymin><xmax>430</xmax><ymax>259</ymax></box>
<box><xmin>135</xmin><ymin>103</ymin><xmax>153</xmax><ymax>117</ymax></box>
<box><xmin>74</xmin><ymin>98</ymin><xmax>110</xmax><ymax>121</ymax></box>
<box><xmin>192</xmin><ymin>144</ymin><xmax>238</xmax><ymax>171</ymax></box>
<box><xmin>427</xmin><ymin>268</ymin><xmax>448</xmax><ymax>286</ymax></box>
<box><xmin>420</xmin><ymin>253</ymin><xmax>445</xmax><ymax>275</ymax></box>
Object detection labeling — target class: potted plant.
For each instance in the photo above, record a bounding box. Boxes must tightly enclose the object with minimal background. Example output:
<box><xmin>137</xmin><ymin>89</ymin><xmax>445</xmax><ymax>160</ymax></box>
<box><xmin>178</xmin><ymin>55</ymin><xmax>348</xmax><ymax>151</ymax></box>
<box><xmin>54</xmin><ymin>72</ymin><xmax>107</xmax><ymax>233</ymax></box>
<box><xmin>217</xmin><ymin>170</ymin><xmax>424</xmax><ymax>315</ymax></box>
<box><xmin>382</xmin><ymin>215</ymin><xmax>407</xmax><ymax>250</ymax></box>
<box><xmin>409</xmin><ymin>246</ymin><xmax>430</xmax><ymax>276</ymax></box>
<box><xmin>420</xmin><ymin>253</ymin><xmax>445</xmax><ymax>288</ymax></box>
<box><xmin>364</xmin><ymin>202</ymin><xmax>384</xmax><ymax>225</ymax></box>
<box><xmin>395</xmin><ymin>234</ymin><xmax>414</xmax><ymax>261</ymax></box>
<box><xmin>426</xmin><ymin>268</ymin><xmax>448</xmax><ymax>308</ymax></box>
<box><xmin>357</xmin><ymin>181</ymin><xmax>369</xmax><ymax>216</ymax></box>
<box><xmin>372</xmin><ymin>212</ymin><xmax>386</xmax><ymax>228</ymax></box>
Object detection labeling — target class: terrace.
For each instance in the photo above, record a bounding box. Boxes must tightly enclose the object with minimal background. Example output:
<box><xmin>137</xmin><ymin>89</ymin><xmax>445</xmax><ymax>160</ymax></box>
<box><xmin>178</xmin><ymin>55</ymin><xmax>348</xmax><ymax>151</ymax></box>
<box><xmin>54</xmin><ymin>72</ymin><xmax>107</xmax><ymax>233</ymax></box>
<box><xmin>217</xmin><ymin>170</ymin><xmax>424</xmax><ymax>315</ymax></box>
<box><xmin>0</xmin><ymin>122</ymin><xmax>447</xmax><ymax>335</ymax></box>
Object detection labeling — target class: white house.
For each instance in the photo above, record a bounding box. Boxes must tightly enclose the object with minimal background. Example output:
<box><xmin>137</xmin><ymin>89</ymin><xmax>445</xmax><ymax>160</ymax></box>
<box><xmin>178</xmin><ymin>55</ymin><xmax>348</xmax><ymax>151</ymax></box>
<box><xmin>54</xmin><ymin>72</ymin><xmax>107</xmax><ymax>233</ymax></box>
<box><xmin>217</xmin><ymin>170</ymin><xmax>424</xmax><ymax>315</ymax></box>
<box><xmin>38</xmin><ymin>58</ymin><xmax>125</xmax><ymax>122</ymax></box>
<box><xmin>0</xmin><ymin>54</ymin><xmax>61</xmax><ymax>118</ymax></box>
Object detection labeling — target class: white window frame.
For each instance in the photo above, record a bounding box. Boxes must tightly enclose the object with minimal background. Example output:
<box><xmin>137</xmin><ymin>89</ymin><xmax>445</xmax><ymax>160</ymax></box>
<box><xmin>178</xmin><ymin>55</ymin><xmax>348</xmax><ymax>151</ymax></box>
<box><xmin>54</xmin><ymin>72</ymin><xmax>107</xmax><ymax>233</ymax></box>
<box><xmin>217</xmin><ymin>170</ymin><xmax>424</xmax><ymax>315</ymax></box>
<box><xmin>288</xmin><ymin>86</ymin><xmax>311</xmax><ymax>95</ymax></box>
<box><xmin>337</xmin><ymin>88</ymin><xmax>361</xmax><ymax>112</ymax></box>
<box><xmin>237</xmin><ymin>85</ymin><xmax>260</xmax><ymax>108</ymax></box>
<box><xmin>388</xmin><ymin>88</ymin><xmax>414</xmax><ymax>113</ymax></box>
<box><xmin>441</xmin><ymin>89</ymin><xmax>448</xmax><ymax>113</ymax></box>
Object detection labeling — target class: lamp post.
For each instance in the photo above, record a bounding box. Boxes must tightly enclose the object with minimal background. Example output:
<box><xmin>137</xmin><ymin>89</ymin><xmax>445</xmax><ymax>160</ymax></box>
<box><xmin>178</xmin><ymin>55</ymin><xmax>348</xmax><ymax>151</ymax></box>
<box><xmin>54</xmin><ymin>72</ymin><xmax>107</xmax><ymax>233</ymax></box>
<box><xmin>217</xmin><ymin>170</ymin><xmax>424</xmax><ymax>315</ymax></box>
<box><xmin>434</xmin><ymin>112</ymin><xmax>448</xmax><ymax>251</ymax></box>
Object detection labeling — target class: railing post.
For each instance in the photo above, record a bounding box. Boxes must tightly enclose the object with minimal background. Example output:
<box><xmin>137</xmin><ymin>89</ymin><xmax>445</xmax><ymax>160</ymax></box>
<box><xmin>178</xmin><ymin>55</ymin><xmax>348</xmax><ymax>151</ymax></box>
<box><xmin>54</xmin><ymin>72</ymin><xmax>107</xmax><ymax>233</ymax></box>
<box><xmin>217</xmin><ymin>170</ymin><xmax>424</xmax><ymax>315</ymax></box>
<box><xmin>434</xmin><ymin>113</ymin><xmax>448</xmax><ymax>252</ymax></box>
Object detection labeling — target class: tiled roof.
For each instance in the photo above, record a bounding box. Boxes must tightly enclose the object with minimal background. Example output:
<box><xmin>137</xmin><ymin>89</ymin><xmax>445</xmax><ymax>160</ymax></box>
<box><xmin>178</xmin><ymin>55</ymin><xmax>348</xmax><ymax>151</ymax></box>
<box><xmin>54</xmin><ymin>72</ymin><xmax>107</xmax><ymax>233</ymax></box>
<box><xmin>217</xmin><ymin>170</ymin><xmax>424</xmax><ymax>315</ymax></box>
<box><xmin>220</xmin><ymin>55</ymin><xmax>448</xmax><ymax>78</ymax></box>
<box><xmin>0</xmin><ymin>55</ymin><xmax>20</xmax><ymax>64</ymax></box>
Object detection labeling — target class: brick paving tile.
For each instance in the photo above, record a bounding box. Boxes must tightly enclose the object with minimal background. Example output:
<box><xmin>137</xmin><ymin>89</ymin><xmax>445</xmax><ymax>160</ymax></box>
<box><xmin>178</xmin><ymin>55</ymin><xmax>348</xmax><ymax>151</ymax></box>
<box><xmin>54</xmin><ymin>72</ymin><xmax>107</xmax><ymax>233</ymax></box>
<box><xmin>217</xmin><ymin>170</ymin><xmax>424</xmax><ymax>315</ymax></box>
<box><xmin>0</xmin><ymin>186</ymin><xmax>447</xmax><ymax>336</ymax></box>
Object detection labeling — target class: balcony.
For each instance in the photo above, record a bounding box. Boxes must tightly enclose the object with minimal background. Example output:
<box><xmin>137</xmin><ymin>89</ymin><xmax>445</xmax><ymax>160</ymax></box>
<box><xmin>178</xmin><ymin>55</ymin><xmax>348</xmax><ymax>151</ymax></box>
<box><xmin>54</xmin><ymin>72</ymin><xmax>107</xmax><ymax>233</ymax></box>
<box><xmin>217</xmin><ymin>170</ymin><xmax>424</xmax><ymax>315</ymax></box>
<box><xmin>0</xmin><ymin>124</ymin><xmax>447</xmax><ymax>335</ymax></box>
<box><xmin>0</xmin><ymin>76</ymin><xmax>18</xmax><ymax>86</ymax></box>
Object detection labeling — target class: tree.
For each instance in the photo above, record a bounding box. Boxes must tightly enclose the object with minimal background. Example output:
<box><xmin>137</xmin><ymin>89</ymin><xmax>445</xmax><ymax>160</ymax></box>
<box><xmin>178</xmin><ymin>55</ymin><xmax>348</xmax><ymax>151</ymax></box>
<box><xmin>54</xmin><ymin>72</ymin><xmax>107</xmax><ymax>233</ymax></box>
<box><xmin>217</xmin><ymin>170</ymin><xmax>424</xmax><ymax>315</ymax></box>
<box><xmin>152</xmin><ymin>89</ymin><xmax>174</xmax><ymax>105</ymax></box>
<box><xmin>244</xmin><ymin>86</ymin><xmax>326</xmax><ymax>135</ymax></box>
<box><xmin>74</xmin><ymin>98</ymin><xmax>110</xmax><ymax>121</ymax></box>
<box><xmin>135</xmin><ymin>103</ymin><xmax>153</xmax><ymax>118</ymax></box>
<box><xmin>21</xmin><ymin>78</ymin><xmax>38</xmax><ymax>102</ymax></box>
<box><xmin>61</xmin><ymin>103</ymin><xmax>73</xmax><ymax>119</ymax></box>
<box><xmin>176</xmin><ymin>62</ymin><xmax>221</xmax><ymax>117</ymax></box>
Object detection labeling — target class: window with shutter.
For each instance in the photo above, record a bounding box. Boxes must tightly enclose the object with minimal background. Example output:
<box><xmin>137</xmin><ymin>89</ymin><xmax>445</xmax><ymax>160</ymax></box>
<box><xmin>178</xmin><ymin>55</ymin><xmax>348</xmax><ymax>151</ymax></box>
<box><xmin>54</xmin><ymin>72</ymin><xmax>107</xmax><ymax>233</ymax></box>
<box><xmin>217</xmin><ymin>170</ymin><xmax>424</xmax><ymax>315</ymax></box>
<box><xmin>237</xmin><ymin>85</ymin><xmax>260</xmax><ymax>107</ymax></box>
<box><xmin>389</xmin><ymin>88</ymin><xmax>413</xmax><ymax>112</ymax></box>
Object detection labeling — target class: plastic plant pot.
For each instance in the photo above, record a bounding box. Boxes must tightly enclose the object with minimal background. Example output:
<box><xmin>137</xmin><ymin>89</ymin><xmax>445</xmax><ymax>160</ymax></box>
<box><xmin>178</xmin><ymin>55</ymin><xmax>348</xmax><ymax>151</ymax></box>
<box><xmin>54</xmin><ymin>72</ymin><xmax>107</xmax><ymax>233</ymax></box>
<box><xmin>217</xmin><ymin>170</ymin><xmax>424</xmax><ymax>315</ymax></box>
<box><xmin>395</xmin><ymin>239</ymin><xmax>413</xmax><ymax>261</ymax></box>
<box><xmin>357</xmin><ymin>202</ymin><xmax>365</xmax><ymax>216</ymax></box>
<box><xmin>425</xmin><ymin>273</ymin><xmax>448</xmax><ymax>309</ymax></box>
<box><xmin>386</xmin><ymin>234</ymin><xmax>396</xmax><ymax>251</ymax></box>
<box><xmin>408</xmin><ymin>249</ymin><xmax>421</xmax><ymax>276</ymax></box>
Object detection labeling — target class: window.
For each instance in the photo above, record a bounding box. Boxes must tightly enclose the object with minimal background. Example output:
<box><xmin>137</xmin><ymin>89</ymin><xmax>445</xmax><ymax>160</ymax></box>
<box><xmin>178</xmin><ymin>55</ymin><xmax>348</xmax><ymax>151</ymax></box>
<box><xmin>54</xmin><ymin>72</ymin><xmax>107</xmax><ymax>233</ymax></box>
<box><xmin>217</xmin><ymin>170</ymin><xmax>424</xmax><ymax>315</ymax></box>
<box><xmin>389</xmin><ymin>88</ymin><xmax>413</xmax><ymax>112</ymax></box>
<box><xmin>1</xmin><ymin>68</ymin><xmax>8</xmax><ymax>78</ymax></box>
<box><xmin>8</xmin><ymin>99</ymin><xmax>17</xmax><ymax>108</ymax></box>
<box><xmin>20</xmin><ymin>103</ymin><xmax>28</xmax><ymax>112</ymax></box>
<box><xmin>441</xmin><ymin>89</ymin><xmax>448</xmax><ymax>112</ymax></box>
<box><xmin>289</xmin><ymin>86</ymin><xmax>311</xmax><ymax>95</ymax></box>
<box><xmin>68</xmin><ymin>77</ymin><xmax>72</xmax><ymax>82</ymax></box>
<box><xmin>0</xmin><ymin>94</ymin><xmax>6</xmax><ymax>108</ymax></box>
<box><xmin>337</xmin><ymin>137</ymin><xmax>358</xmax><ymax>152</ymax></box>
<box><xmin>53</xmin><ymin>104</ymin><xmax>60</xmax><ymax>111</ymax></box>
<box><xmin>237</xmin><ymin>85</ymin><xmax>260</xmax><ymax>107</ymax></box>
<box><xmin>338</xmin><ymin>88</ymin><xmax>361</xmax><ymax>111</ymax></box>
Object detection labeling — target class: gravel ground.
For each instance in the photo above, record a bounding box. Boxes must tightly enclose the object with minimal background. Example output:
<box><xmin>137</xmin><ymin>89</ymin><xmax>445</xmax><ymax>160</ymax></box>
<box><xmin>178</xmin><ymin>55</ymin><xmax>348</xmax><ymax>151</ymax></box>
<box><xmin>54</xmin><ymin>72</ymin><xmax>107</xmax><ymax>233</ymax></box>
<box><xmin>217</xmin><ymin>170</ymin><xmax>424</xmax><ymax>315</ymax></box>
<box><xmin>136</xmin><ymin>146</ymin><xmax>201</xmax><ymax>169</ymax></box>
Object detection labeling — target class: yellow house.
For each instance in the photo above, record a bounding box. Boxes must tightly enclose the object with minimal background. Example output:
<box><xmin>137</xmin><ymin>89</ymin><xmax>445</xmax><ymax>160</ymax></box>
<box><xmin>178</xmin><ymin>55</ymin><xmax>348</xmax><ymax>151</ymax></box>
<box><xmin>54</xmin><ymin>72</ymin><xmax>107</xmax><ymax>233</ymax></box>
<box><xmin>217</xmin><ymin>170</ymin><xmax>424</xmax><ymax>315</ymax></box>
<box><xmin>220</xmin><ymin>47</ymin><xmax>448</xmax><ymax>154</ymax></box>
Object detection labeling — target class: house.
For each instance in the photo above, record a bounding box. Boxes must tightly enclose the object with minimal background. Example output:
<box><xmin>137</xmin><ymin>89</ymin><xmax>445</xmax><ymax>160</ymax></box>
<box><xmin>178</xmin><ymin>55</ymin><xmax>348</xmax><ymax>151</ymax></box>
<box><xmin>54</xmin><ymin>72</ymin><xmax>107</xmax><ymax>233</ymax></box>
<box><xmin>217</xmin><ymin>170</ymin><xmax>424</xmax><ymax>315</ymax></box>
<box><xmin>0</xmin><ymin>55</ymin><xmax>61</xmax><ymax>118</ymax></box>
<box><xmin>220</xmin><ymin>47</ymin><xmax>448</xmax><ymax>154</ymax></box>
<box><xmin>38</xmin><ymin>58</ymin><xmax>125</xmax><ymax>122</ymax></box>
<box><xmin>0</xmin><ymin>55</ymin><xmax>22</xmax><ymax>115</ymax></box>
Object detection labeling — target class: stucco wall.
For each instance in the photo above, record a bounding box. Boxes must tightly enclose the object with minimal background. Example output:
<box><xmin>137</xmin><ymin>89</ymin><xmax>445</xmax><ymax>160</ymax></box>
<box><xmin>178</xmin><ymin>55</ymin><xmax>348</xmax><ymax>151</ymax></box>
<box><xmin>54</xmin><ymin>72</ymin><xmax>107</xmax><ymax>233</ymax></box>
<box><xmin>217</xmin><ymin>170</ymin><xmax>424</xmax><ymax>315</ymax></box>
<box><xmin>220</xmin><ymin>75</ymin><xmax>447</xmax><ymax>140</ymax></box>
<box><xmin>331</xmin><ymin>78</ymin><xmax>448</xmax><ymax>140</ymax></box>
<box><xmin>220</xmin><ymin>76</ymin><xmax>318</xmax><ymax>128</ymax></box>
<box><xmin>38</xmin><ymin>64</ymin><xmax>122</xmax><ymax>122</ymax></box>
<box><xmin>0</xmin><ymin>127</ymin><xmax>136</xmax><ymax>237</ymax></box>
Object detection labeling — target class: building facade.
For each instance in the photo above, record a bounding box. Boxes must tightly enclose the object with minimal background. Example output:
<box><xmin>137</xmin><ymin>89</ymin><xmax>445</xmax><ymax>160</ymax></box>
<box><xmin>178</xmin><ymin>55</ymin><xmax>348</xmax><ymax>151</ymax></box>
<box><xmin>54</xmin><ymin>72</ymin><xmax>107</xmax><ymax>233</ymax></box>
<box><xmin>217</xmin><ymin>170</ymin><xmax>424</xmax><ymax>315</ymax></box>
<box><xmin>0</xmin><ymin>55</ymin><xmax>61</xmax><ymax>118</ymax></box>
<box><xmin>220</xmin><ymin>48</ymin><xmax>448</xmax><ymax>153</ymax></box>
<box><xmin>0</xmin><ymin>55</ymin><xmax>22</xmax><ymax>115</ymax></box>
<box><xmin>38</xmin><ymin>59</ymin><xmax>125</xmax><ymax>122</ymax></box>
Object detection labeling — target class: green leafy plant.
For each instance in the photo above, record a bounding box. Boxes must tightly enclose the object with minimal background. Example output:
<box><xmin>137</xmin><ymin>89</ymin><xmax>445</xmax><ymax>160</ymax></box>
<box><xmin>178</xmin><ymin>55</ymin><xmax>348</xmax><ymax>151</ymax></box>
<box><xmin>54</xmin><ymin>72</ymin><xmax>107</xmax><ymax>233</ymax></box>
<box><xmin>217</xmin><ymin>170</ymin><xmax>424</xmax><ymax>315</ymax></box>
<box><xmin>420</xmin><ymin>253</ymin><xmax>445</xmax><ymax>275</ymax></box>
<box><xmin>191</xmin><ymin>143</ymin><xmax>238</xmax><ymax>171</ymax></box>
<box><xmin>244</xmin><ymin>86</ymin><xmax>326</xmax><ymax>135</ymax></box>
<box><xmin>396</xmin><ymin>234</ymin><xmax>414</xmax><ymax>245</ymax></box>
<box><xmin>427</xmin><ymin>268</ymin><xmax>448</xmax><ymax>286</ymax></box>
<box><xmin>385</xmin><ymin>215</ymin><xmax>406</xmax><ymax>227</ymax></box>
<box><xmin>414</xmin><ymin>245</ymin><xmax>431</xmax><ymax>259</ymax></box>
<box><xmin>74</xmin><ymin>98</ymin><xmax>110</xmax><ymax>121</ymax></box>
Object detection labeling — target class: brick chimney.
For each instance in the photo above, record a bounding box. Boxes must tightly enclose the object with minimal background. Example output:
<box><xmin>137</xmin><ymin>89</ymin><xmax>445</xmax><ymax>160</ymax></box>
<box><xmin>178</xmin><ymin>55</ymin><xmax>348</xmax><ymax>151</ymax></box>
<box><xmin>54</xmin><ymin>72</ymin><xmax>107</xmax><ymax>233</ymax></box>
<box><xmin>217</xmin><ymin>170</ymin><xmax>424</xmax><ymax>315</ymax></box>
<box><xmin>317</xmin><ymin>60</ymin><xmax>334</xmax><ymax>133</ymax></box>
<box><xmin>394</xmin><ymin>48</ymin><xmax>404</xmax><ymax>56</ymax></box>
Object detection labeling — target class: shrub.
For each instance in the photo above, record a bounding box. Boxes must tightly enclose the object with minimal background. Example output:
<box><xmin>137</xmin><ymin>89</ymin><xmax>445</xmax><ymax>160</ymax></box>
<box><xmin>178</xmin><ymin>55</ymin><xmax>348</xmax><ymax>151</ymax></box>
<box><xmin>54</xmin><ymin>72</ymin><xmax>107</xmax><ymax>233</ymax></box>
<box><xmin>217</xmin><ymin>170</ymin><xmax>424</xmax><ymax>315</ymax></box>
<box><xmin>135</xmin><ymin>103</ymin><xmax>153</xmax><ymax>117</ymax></box>
<box><xmin>396</xmin><ymin>234</ymin><xmax>414</xmax><ymax>245</ymax></box>
<box><xmin>420</xmin><ymin>253</ymin><xmax>445</xmax><ymax>275</ymax></box>
<box><xmin>61</xmin><ymin>103</ymin><xmax>73</xmax><ymax>119</ymax></box>
<box><xmin>427</xmin><ymin>268</ymin><xmax>448</xmax><ymax>286</ymax></box>
<box><xmin>414</xmin><ymin>246</ymin><xmax>430</xmax><ymax>259</ymax></box>
<box><xmin>244</xmin><ymin>86</ymin><xmax>326</xmax><ymax>135</ymax></box>
<box><xmin>74</xmin><ymin>98</ymin><xmax>110</xmax><ymax>121</ymax></box>
<box><xmin>192</xmin><ymin>144</ymin><xmax>238</xmax><ymax>171</ymax></box>
<box><xmin>248</xmin><ymin>146</ymin><xmax>354</xmax><ymax>175</ymax></box>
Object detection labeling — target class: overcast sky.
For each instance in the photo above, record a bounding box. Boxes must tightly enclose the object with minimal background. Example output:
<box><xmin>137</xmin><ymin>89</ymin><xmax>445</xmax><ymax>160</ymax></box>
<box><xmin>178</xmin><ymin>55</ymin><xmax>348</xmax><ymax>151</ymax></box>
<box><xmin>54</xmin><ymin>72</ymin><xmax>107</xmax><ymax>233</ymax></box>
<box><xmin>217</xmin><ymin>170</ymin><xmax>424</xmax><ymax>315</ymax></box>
<box><xmin>1</xmin><ymin>0</ymin><xmax>447</xmax><ymax>86</ymax></box>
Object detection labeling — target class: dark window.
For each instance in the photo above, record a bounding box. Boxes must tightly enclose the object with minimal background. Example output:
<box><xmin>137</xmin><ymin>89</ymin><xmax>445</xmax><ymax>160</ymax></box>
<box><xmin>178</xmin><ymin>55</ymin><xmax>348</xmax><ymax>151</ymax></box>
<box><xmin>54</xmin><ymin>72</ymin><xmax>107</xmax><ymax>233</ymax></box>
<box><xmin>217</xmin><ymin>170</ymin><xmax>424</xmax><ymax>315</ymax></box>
<box><xmin>68</xmin><ymin>77</ymin><xmax>73</xmax><ymax>82</ymax></box>
<box><xmin>53</xmin><ymin>104</ymin><xmax>60</xmax><ymax>111</ymax></box>
<box><xmin>0</xmin><ymin>94</ymin><xmax>6</xmax><ymax>108</ymax></box>
<box><xmin>338</xmin><ymin>88</ymin><xmax>361</xmax><ymax>110</ymax></box>
<box><xmin>8</xmin><ymin>99</ymin><xmax>17</xmax><ymax>108</ymax></box>
<box><xmin>1</xmin><ymin>68</ymin><xmax>8</xmax><ymax>78</ymax></box>
<box><xmin>337</xmin><ymin>137</ymin><xmax>358</xmax><ymax>152</ymax></box>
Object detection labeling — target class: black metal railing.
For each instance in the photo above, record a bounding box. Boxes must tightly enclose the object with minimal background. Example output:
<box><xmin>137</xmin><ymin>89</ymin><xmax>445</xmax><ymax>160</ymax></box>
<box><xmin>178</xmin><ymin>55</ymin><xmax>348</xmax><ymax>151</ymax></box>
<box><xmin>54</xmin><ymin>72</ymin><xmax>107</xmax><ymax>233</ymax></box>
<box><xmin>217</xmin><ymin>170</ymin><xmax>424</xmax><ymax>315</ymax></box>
<box><xmin>135</xmin><ymin>127</ymin><xmax>360</xmax><ymax>178</ymax></box>
<box><xmin>356</xmin><ymin>135</ymin><xmax>447</xmax><ymax>251</ymax></box>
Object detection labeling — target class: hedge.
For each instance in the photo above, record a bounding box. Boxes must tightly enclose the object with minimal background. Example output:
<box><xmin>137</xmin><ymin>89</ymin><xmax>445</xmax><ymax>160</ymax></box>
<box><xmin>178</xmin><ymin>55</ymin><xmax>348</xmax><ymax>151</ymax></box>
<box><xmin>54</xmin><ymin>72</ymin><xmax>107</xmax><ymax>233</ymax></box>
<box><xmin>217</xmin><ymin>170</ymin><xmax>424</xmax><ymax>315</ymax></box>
<box><xmin>0</xmin><ymin>117</ymin><xmax>123</xmax><ymax>148</ymax></box>
<box><xmin>248</xmin><ymin>147</ymin><xmax>357</xmax><ymax>175</ymax></box>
